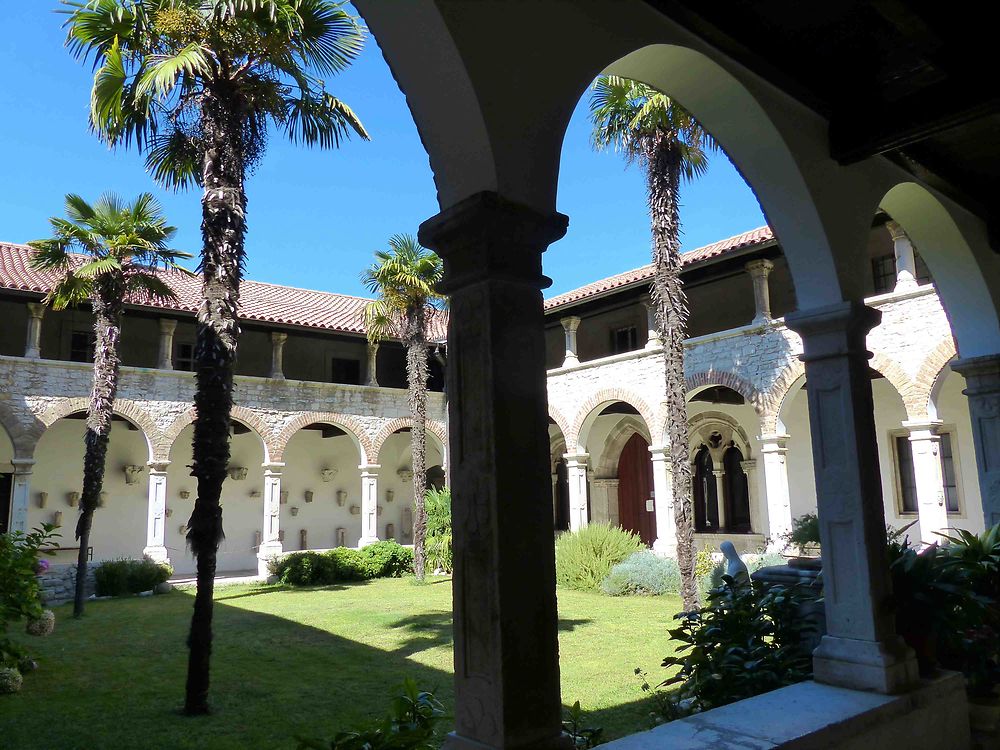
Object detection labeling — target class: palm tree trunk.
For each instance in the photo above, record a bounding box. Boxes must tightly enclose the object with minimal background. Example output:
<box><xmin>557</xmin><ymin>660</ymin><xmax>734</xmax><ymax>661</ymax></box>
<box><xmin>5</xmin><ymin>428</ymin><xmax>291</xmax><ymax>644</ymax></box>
<box><xmin>647</xmin><ymin>134</ymin><xmax>698</xmax><ymax>611</ymax></box>
<box><xmin>73</xmin><ymin>283</ymin><xmax>123</xmax><ymax>618</ymax></box>
<box><xmin>185</xmin><ymin>92</ymin><xmax>247</xmax><ymax>715</ymax></box>
<box><xmin>405</xmin><ymin>306</ymin><xmax>430</xmax><ymax>580</ymax></box>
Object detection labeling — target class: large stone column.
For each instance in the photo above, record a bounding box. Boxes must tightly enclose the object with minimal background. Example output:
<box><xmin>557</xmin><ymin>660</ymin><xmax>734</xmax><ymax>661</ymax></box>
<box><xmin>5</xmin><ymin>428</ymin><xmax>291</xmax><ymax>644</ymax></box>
<box><xmin>257</xmin><ymin>462</ymin><xmax>284</xmax><ymax>576</ymax></box>
<box><xmin>143</xmin><ymin>461</ymin><xmax>170</xmax><ymax>564</ymax></box>
<box><xmin>649</xmin><ymin>445</ymin><xmax>676</xmax><ymax>556</ymax></box>
<box><xmin>564</xmin><ymin>453</ymin><xmax>590</xmax><ymax>531</ymax></box>
<box><xmin>902</xmin><ymin>419</ymin><xmax>949</xmax><ymax>544</ymax></box>
<box><xmin>785</xmin><ymin>301</ymin><xmax>917</xmax><ymax>694</ymax></box>
<box><xmin>591</xmin><ymin>478</ymin><xmax>620</xmax><ymax>526</ymax></box>
<box><xmin>745</xmin><ymin>259</ymin><xmax>774</xmax><ymax>326</ymax></box>
<box><xmin>886</xmin><ymin>221</ymin><xmax>918</xmax><ymax>292</ymax></box>
<box><xmin>759</xmin><ymin>434</ymin><xmax>793</xmax><ymax>551</ymax></box>
<box><xmin>642</xmin><ymin>297</ymin><xmax>661</xmax><ymax>349</ymax></box>
<box><xmin>560</xmin><ymin>316</ymin><xmax>581</xmax><ymax>367</ymax></box>
<box><xmin>419</xmin><ymin>191</ymin><xmax>570</xmax><ymax>750</ymax></box>
<box><xmin>157</xmin><ymin>319</ymin><xmax>177</xmax><ymax>370</ymax></box>
<box><xmin>952</xmin><ymin>355</ymin><xmax>1000</xmax><ymax>527</ymax></box>
<box><xmin>269</xmin><ymin>332</ymin><xmax>287</xmax><ymax>380</ymax></box>
<box><xmin>359</xmin><ymin>464</ymin><xmax>380</xmax><ymax>546</ymax></box>
<box><xmin>712</xmin><ymin>468</ymin><xmax>728</xmax><ymax>530</ymax></box>
<box><xmin>365</xmin><ymin>343</ymin><xmax>379</xmax><ymax>387</ymax></box>
<box><xmin>24</xmin><ymin>303</ymin><xmax>45</xmax><ymax>359</ymax></box>
<box><xmin>9</xmin><ymin>458</ymin><xmax>34</xmax><ymax>533</ymax></box>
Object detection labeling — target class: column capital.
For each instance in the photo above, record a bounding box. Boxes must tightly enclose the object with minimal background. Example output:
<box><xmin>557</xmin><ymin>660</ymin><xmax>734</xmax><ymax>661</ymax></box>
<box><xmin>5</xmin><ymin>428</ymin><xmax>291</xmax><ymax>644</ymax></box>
<box><xmin>759</xmin><ymin>433</ymin><xmax>790</xmax><ymax>452</ymax></box>
<box><xmin>785</xmin><ymin>301</ymin><xmax>881</xmax><ymax>361</ymax></box>
<box><xmin>560</xmin><ymin>316</ymin><xmax>581</xmax><ymax>332</ymax></box>
<box><xmin>270</xmin><ymin>331</ymin><xmax>288</xmax><ymax>344</ymax></box>
<box><xmin>147</xmin><ymin>460</ymin><xmax>171</xmax><ymax>474</ymax></box>
<box><xmin>418</xmin><ymin>191</ymin><xmax>567</xmax><ymax>294</ymax></box>
<box><xmin>739</xmin><ymin>458</ymin><xmax>757</xmax><ymax>475</ymax></box>
<box><xmin>901</xmin><ymin>418</ymin><xmax>943</xmax><ymax>436</ymax></box>
<box><xmin>262</xmin><ymin>461</ymin><xmax>285</xmax><ymax>473</ymax></box>
<box><xmin>158</xmin><ymin>318</ymin><xmax>177</xmax><ymax>334</ymax></box>
<box><xmin>648</xmin><ymin>444</ymin><xmax>670</xmax><ymax>461</ymax></box>
<box><xmin>26</xmin><ymin>302</ymin><xmax>46</xmax><ymax>319</ymax></box>
<box><xmin>358</xmin><ymin>463</ymin><xmax>381</xmax><ymax>473</ymax></box>
<box><xmin>712</xmin><ymin>468</ymin><xmax>726</xmax><ymax>478</ymax></box>
<box><xmin>11</xmin><ymin>458</ymin><xmax>35</xmax><ymax>474</ymax></box>
<box><xmin>952</xmin><ymin>354</ymin><xmax>1000</xmax><ymax>385</ymax></box>
<box><xmin>885</xmin><ymin>220</ymin><xmax>907</xmax><ymax>242</ymax></box>
<box><xmin>744</xmin><ymin>258</ymin><xmax>774</xmax><ymax>276</ymax></box>
<box><xmin>562</xmin><ymin>452</ymin><xmax>589</xmax><ymax>465</ymax></box>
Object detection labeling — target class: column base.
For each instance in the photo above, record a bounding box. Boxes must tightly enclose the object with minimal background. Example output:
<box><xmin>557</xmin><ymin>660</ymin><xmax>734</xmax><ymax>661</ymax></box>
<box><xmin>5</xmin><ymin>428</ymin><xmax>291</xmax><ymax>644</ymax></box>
<box><xmin>358</xmin><ymin>535</ymin><xmax>380</xmax><ymax>548</ymax></box>
<box><xmin>652</xmin><ymin>537</ymin><xmax>677</xmax><ymax>558</ymax></box>
<box><xmin>257</xmin><ymin>542</ymin><xmax>283</xmax><ymax>577</ymax></box>
<box><xmin>443</xmin><ymin>731</ymin><xmax>574</xmax><ymax>750</ymax></box>
<box><xmin>813</xmin><ymin>634</ymin><xmax>919</xmax><ymax>694</ymax></box>
<box><xmin>143</xmin><ymin>545</ymin><xmax>170</xmax><ymax>565</ymax></box>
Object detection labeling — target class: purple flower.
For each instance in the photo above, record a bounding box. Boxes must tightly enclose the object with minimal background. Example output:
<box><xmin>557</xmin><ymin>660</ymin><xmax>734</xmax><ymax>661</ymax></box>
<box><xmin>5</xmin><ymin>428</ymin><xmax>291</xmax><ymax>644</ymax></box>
<box><xmin>35</xmin><ymin>558</ymin><xmax>50</xmax><ymax>574</ymax></box>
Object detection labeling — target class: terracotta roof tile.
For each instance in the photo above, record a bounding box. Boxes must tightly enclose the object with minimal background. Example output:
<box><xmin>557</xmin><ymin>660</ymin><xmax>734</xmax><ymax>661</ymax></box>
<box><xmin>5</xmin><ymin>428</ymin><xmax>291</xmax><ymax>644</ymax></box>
<box><xmin>543</xmin><ymin>226</ymin><xmax>774</xmax><ymax>310</ymax></box>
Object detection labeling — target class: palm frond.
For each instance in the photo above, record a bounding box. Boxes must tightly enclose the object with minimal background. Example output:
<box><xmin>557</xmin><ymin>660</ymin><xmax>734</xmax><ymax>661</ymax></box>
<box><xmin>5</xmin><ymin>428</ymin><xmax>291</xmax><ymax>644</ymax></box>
<box><xmin>27</xmin><ymin>239</ymin><xmax>74</xmax><ymax>271</ymax></box>
<box><xmin>281</xmin><ymin>88</ymin><xmax>369</xmax><ymax>147</ymax></box>
<box><xmin>135</xmin><ymin>44</ymin><xmax>211</xmax><ymax>100</ymax></box>
<box><xmin>46</xmin><ymin>272</ymin><xmax>92</xmax><ymax>311</ymax></box>
<box><xmin>146</xmin><ymin>127</ymin><xmax>202</xmax><ymax>190</ymax></box>
<box><xmin>293</xmin><ymin>0</ymin><xmax>366</xmax><ymax>76</ymax></box>
<box><xmin>126</xmin><ymin>271</ymin><xmax>178</xmax><ymax>304</ymax></box>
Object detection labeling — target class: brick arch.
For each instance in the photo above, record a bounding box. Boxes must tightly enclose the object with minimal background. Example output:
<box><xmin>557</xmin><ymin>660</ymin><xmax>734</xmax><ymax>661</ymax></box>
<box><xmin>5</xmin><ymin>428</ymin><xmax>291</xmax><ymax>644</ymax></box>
<box><xmin>760</xmin><ymin>359</ymin><xmax>806</xmax><ymax>435</ymax></box>
<box><xmin>548</xmin><ymin>406</ymin><xmax>572</xmax><ymax>443</ymax></box>
<box><xmin>37</xmin><ymin>397</ymin><xmax>160</xmax><ymax>462</ymax></box>
<box><xmin>869</xmin><ymin>351</ymin><xmax>924</xmax><ymax>421</ymax></box>
<box><xmin>372</xmin><ymin>417</ymin><xmax>448</xmax><ymax>464</ymax></box>
<box><xmin>914</xmin><ymin>337</ymin><xmax>958</xmax><ymax>419</ymax></box>
<box><xmin>593</xmin><ymin>416</ymin><xmax>652</xmax><ymax>477</ymax></box>
<box><xmin>0</xmin><ymin>401</ymin><xmax>43</xmax><ymax>460</ymax></box>
<box><xmin>273</xmin><ymin>411</ymin><xmax>374</xmax><ymax>465</ymax></box>
<box><xmin>685</xmin><ymin>369</ymin><xmax>765</xmax><ymax>414</ymax></box>
<box><xmin>159</xmin><ymin>405</ymin><xmax>274</xmax><ymax>464</ymax></box>
<box><xmin>569</xmin><ymin>387</ymin><xmax>658</xmax><ymax>453</ymax></box>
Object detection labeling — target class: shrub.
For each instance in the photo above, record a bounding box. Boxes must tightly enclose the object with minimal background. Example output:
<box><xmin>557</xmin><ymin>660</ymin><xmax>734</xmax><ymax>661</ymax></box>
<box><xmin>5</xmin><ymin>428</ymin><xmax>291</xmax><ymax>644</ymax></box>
<box><xmin>654</xmin><ymin>578</ymin><xmax>818</xmax><ymax>719</ymax></box>
<box><xmin>787</xmin><ymin>513</ymin><xmax>820</xmax><ymax>550</ymax></box>
<box><xmin>296</xmin><ymin>679</ymin><xmax>445</xmax><ymax>750</ymax></box>
<box><xmin>361</xmin><ymin>541</ymin><xmax>414</xmax><ymax>579</ymax></box>
<box><xmin>25</xmin><ymin>610</ymin><xmax>55</xmax><ymax>637</ymax></box>
<box><xmin>1</xmin><ymin>524</ymin><xmax>58</xmax><ymax>673</ymax></box>
<box><xmin>555</xmin><ymin>524</ymin><xmax>644</xmax><ymax>592</ymax></box>
<box><xmin>93</xmin><ymin>558</ymin><xmax>172</xmax><ymax>597</ymax></box>
<box><xmin>327</xmin><ymin>548</ymin><xmax>370</xmax><ymax>581</ymax></box>
<box><xmin>424</xmin><ymin>487</ymin><xmax>452</xmax><ymax>574</ymax></box>
<box><xmin>0</xmin><ymin>666</ymin><xmax>23</xmax><ymax>694</ymax></box>
<box><xmin>274</xmin><ymin>552</ymin><xmax>340</xmax><ymax>586</ymax></box>
<box><xmin>602</xmin><ymin>551</ymin><xmax>680</xmax><ymax>596</ymax></box>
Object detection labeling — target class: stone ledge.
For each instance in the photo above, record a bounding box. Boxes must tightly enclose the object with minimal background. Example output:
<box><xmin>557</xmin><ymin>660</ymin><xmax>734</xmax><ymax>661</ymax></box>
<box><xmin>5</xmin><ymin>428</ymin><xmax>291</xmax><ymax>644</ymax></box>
<box><xmin>600</xmin><ymin>673</ymin><xmax>969</xmax><ymax>750</ymax></box>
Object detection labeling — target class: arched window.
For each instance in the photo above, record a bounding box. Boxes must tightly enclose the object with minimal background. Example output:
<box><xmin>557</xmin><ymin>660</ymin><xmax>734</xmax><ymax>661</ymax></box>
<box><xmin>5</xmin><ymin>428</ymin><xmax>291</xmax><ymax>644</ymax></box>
<box><xmin>692</xmin><ymin>445</ymin><xmax>717</xmax><ymax>532</ymax></box>
<box><xmin>723</xmin><ymin>445</ymin><xmax>752</xmax><ymax>533</ymax></box>
<box><xmin>554</xmin><ymin>458</ymin><xmax>570</xmax><ymax>532</ymax></box>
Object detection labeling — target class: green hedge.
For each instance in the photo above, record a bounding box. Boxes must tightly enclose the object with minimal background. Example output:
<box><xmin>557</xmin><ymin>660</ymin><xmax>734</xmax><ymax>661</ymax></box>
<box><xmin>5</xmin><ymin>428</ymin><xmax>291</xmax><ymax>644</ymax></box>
<box><xmin>94</xmin><ymin>558</ymin><xmax>173</xmax><ymax>597</ymax></box>
<box><xmin>555</xmin><ymin>524</ymin><xmax>645</xmax><ymax>591</ymax></box>
<box><xmin>269</xmin><ymin>541</ymin><xmax>414</xmax><ymax>587</ymax></box>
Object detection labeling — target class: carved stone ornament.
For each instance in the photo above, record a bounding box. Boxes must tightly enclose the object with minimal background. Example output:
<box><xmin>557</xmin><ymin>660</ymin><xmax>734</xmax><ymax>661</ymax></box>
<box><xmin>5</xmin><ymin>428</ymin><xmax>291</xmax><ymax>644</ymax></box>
<box><xmin>124</xmin><ymin>464</ymin><xmax>144</xmax><ymax>485</ymax></box>
<box><xmin>304</xmin><ymin>490</ymin><xmax>314</xmax><ymax>503</ymax></box>
<box><xmin>349</xmin><ymin>504</ymin><xmax>360</xmax><ymax>515</ymax></box>
<box><xmin>37</xmin><ymin>492</ymin><xmax>47</xmax><ymax>509</ymax></box>
<box><xmin>179</xmin><ymin>489</ymin><xmax>191</xmax><ymax>499</ymax></box>
<box><xmin>228</xmin><ymin>466</ymin><xmax>248</xmax><ymax>481</ymax></box>
<box><xmin>320</xmin><ymin>468</ymin><xmax>338</xmax><ymax>483</ymax></box>
<box><xmin>336</xmin><ymin>527</ymin><xmax>346</xmax><ymax>547</ymax></box>
<box><xmin>397</xmin><ymin>468</ymin><xmax>414</xmax><ymax>483</ymax></box>
<box><xmin>165</xmin><ymin>507</ymin><xmax>173</xmax><ymax>518</ymax></box>
<box><xmin>279</xmin><ymin>490</ymin><xmax>289</xmax><ymax>505</ymax></box>
<box><xmin>336</xmin><ymin>490</ymin><xmax>347</xmax><ymax>507</ymax></box>
<box><xmin>377</xmin><ymin>504</ymin><xmax>383</xmax><ymax>517</ymax></box>
<box><xmin>53</xmin><ymin>511</ymin><xmax>63</xmax><ymax>527</ymax></box>
<box><xmin>66</xmin><ymin>492</ymin><xmax>79</xmax><ymax>507</ymax></box>
<box><xmin>290</xmin><ymin>506</ymin><xmax>299</xmax><ymax>517</ymax></box>
<box><xmin>98</xmin><ymin>492</ymin><xmax>108</xmax><ymax>508</ymax></box>
<box><xmin>250</xmin><ymin>489</ymin><xmax>262</xmax><ymax>499</ymax></box>
<box><xmin>385</xmin><ymin>489</ymin><xmax>394</xmax><ymax>503</ymax></box>
<box><xmin>385</xmin><ymin>523</ymin><xmax>395</xmax><ymax>540</ymax></box>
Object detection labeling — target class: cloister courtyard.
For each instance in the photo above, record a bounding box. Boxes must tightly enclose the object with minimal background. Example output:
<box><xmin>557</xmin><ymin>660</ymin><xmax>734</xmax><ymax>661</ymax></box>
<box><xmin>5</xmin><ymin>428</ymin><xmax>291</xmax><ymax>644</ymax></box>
<box><xmin>3</xmin><ymin>578</ymin><xmax>677</xmax><ymax>749</ymax></box>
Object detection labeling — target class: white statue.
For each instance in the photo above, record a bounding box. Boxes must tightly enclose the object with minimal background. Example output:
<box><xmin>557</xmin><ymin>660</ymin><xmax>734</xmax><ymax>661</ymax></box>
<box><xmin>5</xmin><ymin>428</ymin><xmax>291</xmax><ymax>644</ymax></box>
<box><xmin>720</xmin><ymin>541</ymin><xmax>750</xmax><ymax>589</ymax></box>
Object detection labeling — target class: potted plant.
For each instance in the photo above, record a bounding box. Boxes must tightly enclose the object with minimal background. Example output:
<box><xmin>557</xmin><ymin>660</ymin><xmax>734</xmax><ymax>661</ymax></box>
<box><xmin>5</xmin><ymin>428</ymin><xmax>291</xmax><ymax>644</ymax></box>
<box><xmin>783</xmin><ymin>513</ymin><xmax>821</xmax><ymax>570</ymax></box>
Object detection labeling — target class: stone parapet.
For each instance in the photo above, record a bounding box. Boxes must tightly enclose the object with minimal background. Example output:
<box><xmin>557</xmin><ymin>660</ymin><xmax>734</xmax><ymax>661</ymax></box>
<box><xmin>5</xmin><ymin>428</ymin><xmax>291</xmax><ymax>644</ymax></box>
<box><xmin>37</xmin><ymin>562</ymin><xmax>97</xmax><ymax>606</ymax></box>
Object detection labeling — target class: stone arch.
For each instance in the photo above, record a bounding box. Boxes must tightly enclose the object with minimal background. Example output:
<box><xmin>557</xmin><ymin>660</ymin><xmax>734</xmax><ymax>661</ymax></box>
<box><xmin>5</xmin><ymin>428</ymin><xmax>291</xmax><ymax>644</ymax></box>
<box><xmin>685</xmin><ymin>370</ymin><xmax>765</xmax><ymax>413</ymax></box>
<box><xmin>0</xmin><ymin>401</ymin><xmax>44</xmax><ymax>460</ymax></box>
<box><xmin>917</xmin><ymin>337</ymin><xmax>959</xmax><ymax>420</ymax></box>
<box><xmin>688</xmin><ymin>411</ymin><xmax>753</xmax><ymax>463</ymax></box>
<box><xmin>761</xmin><ymin>359</ymin><xmax>807</xmax><ymax>435</ymax></box>
<box><xmin>548</xmin><ymin>406</ymin><xmax>572</xmax><ymax>446</ymax></box>
<box><xmin>570</xmin><ymin>388</ymin><xmax>657</xmax><ymax>454</ymax></box>
<box><xmin>37</xmin><ymin>397</ymin><xmax>159</xmax><ymax>462</ymax></box>
<box><xmin>160</xmin><ymin>405</ymin><xmax>273</xmax><ymax>464</ymax></box>
<box><xmin>868</xmin><ymin>351</ymin><xmax>923</xmax><ymax>421</ymax></box>
<box><xmin>879</xmin><ymin>183</ymin><xmax>1000</xmax><ymax>359</ymax></box>
<box><xmin>273</xmin><ymin>412</ymin><xmax>374</xmax><ymax>465</ymax></box>
<box><xmin>593</xmin><ymin>416</ymin><xmax>652</xmax><ymax>478</ymax></box>
<box><xmin>372</xmin><ymin>417</ymin><xmax>448</xmax><ymax>465</ymax></box>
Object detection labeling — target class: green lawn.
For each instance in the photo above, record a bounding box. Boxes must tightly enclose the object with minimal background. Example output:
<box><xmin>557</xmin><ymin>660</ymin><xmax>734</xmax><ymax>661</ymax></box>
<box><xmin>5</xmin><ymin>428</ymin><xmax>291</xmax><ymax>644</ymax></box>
<box><xmin>1</xmin><ymin>578</ymin><xmax>680</xmax><ymax>749</ymax></box>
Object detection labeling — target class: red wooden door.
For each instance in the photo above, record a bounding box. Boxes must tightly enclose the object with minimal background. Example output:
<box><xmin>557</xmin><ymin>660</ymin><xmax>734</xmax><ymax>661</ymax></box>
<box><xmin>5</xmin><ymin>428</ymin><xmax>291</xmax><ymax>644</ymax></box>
<box><xmin>617</xmin><ymin>432</ymin><xmax>656</xmax><ymax>545</ymax></box>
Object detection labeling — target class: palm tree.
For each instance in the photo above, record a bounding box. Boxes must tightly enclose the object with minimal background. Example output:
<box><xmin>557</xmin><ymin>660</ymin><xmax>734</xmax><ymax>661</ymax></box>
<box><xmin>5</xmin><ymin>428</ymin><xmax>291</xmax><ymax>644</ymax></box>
<box><xmin>362</xmin><ymin>234</ymin><xmax>444</xmax><ymax>582</ymax></box>
<box><xmin>63</xmin><ymin>0</ymin><xmax>368</xmax><ymax>713</ymax></box>
<box><xmin>28</xmin><ymin>192</ymin><xmax>187</xmax><ymax>618</ymax></box>
<box><xmin>590</xmin><ymin>75</ymin><xmax>717</xmax><ymax>611</ymax></box>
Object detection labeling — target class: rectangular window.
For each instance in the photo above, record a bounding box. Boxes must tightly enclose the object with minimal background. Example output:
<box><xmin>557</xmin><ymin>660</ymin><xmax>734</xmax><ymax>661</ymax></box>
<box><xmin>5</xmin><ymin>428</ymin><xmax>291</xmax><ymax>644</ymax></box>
<box><xmin>331</xmin><ymin>357</ymin><xmax>361</xmax><ymax>385</ymax></box>
<box><xmin>894</xmin><ymin>431</ymin><xmax>961</xmax><ymax>515</ymax></box>
<box><xmin>871</xmin><ymin>254</ymin><xmax>896</xmax><ymax>294</ymax></box>
<box><xmin>70</xmin><ymin>330</ymin><xmax>96</xmax><ymax>363</ymax></box>
<box><xmin>175</xmin><ymin>342</ymin><xmax>195</xmax><ymax>372</ymax></box>
<box><xmin>610</xmin><ymin>325</ymin><xmax>638</xmax><ymax>355</ymax></box>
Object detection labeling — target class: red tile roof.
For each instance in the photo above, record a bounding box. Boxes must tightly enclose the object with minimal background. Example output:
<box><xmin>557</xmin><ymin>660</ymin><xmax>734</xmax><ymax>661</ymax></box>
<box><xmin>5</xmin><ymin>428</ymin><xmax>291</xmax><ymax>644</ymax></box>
<box><xmin>0</xmin><ymin>241</ymin><xmax>372</xmax><ymax>335</ymax></box>
<box><xmin>543</xmin><ymin>226</ymin><xmax>774</xmax><ymax>310</ymax></box>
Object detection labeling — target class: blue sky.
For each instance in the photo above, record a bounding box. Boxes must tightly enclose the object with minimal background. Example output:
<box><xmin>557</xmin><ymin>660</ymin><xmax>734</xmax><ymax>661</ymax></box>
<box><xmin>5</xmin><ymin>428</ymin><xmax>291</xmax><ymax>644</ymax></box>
<box><xmin>0</xmin><ymin>5</ymin><xmax>765</xmax><ymax>298</ymax></box>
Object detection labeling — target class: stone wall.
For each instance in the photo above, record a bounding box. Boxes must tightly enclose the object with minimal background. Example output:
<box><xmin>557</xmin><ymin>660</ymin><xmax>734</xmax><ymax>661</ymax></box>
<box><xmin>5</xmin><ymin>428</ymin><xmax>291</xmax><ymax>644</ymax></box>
<box><xmin>37</xmin><ymin>562</ymin><xmax>96</xmax><ymax>606</ymax></box>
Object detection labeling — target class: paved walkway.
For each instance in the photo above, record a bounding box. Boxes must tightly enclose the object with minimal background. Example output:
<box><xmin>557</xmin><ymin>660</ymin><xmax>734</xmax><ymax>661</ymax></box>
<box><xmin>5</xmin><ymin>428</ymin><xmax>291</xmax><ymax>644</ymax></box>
<box><xmin>168</xmin><ymin>569</ymin><xmax>261</xmax><ymax>586</ymax></box>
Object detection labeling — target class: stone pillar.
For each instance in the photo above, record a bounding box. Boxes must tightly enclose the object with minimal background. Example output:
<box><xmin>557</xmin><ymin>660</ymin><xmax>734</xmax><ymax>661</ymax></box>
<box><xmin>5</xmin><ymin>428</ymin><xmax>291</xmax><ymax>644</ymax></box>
<box><xmin>560</xmin><ymin>316</ymin><xmax>581</xmax><ymax>367</ymax></box>
<box><xmin>649</xmin><ymin>445</ymin><xmax>675</xmax><ymax>556</ymax></box>
<box><xmin>257</xmin><ymin>462</ymin><xmax>284</xmax><ymax>576</ymax></box>
<box><xmin>591</xmin><ymin>478</ymin><xmax>620</xmax><ymax>527</ymax></box>
<box><xmin>550</xmin><ymin>472</ymin><xmax>559</xmax><ymax>525</ymax></box>
<box><xmin>365</xmin><ymin>343</ymin><xmax>379</xmax><ymax>387</ymax></box>
<box><xmin>740</xmin><ymin>458</ymin><xmax>760</xmax><ymax>533</ymax></box>
<box><xmin>759</xmin><ymin>434</ymin><xmax>793</xmax><ymax>551</ymax></box>
<box><xmin>269</xmin><ymin>332</ymin><xmax>287</xmax><ymax>380</ymax></box>
<box><xmin>359</xmin><ymin>464</ymin><xmax>380</xmax><ymax>546</ymax></box>
<box><xmin>157</xmin><ymin>319</ymin><xmax>177</xmax><ymax>370</ymax></box>
<box><xmin>24</xmin><ymin>303</ymin><xmax>45</xmax><ymax>359</ymax></box>
<box><xmin>712</xmin><ymin>468</ymin><xmax>728</xmax><ymax>529</ymax></box>
<box><xmin>564</xmin><ymin>453</ymin><xmax>590</xmax><ymax>531</ymax></box>
<box><xmin>886</xmin><ymin>220</ymin><xmax>918</xmax><ymax>292</ymax></box>
<box><xmin>642</xmin><ymin>297</ymin><xmax>661</xmax><ymax>349</ymax></box>
<box><xmin>902</xmin><ymin>419</ymin><xmax>949</xmax><ymax>544</ymax></box>
<box><xmin>952</xmin><ymin>355</ymin><xmax>1000</xmax><ymax>527</ymax></box>
<box><xmin>143</xmin><ymin>461</ymin><xmax>170</xmax><ymax>564</ymax></box>
<box><xmin>785</xmin><ymin>301</ymin><xmax>917</xmax><ymax>694</ymax></box>
<box><xmin>418</xmin><ymin>191</ymin><xmax>570</xmax><ymax>750</ymax></box>
<box><xmin>745</xmin><ymin>259</ymin><xmax>774</xmax><ymax>325</ymax></box>
<box><xmin>9</xmin><ymin>459</ymin><xmax>34</xmax><ymax>533</ymax></box>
